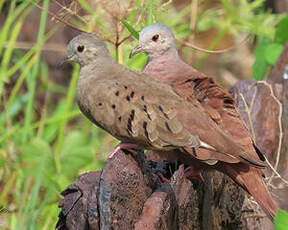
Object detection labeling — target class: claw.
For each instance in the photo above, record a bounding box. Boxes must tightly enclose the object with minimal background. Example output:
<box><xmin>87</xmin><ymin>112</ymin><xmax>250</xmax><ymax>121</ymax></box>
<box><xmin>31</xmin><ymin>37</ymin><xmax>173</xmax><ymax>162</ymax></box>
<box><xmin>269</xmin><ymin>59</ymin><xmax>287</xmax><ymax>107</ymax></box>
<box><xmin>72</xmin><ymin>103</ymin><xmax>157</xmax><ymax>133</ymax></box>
<box><xmin>108</xmin><ymin>142</ymin><xmax>140</xmax><ymax>158</ymax></box>
<box><xmin>157</xmin><ymin>172</ymin><xmax>170</xmax><ymax>183</ymax></box>
<box><xmin>184</xmin><ymin>166</ymin><xmax>205</xmax><ymax>183</ymax></box>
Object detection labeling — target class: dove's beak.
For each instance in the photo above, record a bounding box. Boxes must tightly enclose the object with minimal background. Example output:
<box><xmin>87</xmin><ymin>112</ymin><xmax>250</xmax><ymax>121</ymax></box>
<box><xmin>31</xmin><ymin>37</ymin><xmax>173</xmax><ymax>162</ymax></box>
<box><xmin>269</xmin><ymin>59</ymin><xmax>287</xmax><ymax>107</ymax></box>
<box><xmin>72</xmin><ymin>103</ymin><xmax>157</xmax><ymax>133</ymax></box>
<box><xmin>58</xmin><ymin>55</ymin><xmax>73</xmax><ymax>68</ymax></box>
<box><xmin>129</xmin><ymin>44</ymin><xmax>144</xmax><ymax>59</ymax></box>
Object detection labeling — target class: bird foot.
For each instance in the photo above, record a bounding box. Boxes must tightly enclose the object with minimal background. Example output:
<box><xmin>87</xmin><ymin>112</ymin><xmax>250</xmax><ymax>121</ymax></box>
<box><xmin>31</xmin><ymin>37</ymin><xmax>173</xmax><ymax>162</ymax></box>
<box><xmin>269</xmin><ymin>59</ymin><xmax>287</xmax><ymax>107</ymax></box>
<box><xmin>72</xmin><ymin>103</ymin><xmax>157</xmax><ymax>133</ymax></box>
<box><xmin>157</xmin><ymin>172</ymin><xmax>170</xmax><ymax>183</ymax></box>
<box><xmin>184</xmin><ymin>166</ymin><xmax>205</xmax><ymax>183</ymax></box>
<box><xmin>108</xmin><ymin>143</ymin><xmax>140</xmax><ymax>159</ymax></box>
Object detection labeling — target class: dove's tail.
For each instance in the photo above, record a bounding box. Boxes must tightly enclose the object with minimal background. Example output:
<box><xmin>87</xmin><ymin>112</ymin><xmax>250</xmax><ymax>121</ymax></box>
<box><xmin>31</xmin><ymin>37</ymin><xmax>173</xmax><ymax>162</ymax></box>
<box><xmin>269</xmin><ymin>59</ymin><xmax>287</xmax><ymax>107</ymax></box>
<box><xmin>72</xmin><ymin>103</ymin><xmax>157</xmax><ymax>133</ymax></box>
<box><xmin>222</xmin><ymin>163</ymin><xmax>278</xmax><ymax>221</ymax></box>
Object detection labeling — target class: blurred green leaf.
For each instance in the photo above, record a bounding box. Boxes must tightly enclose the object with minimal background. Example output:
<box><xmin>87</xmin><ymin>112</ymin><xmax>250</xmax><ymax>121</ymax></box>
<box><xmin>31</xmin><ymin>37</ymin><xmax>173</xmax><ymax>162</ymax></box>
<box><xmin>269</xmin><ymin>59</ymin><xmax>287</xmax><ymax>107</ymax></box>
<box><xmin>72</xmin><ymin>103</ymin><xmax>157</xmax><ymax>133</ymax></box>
<box><xmin>265</xmin><ymin>43</ymin><xmax>283</xmax><ymax>65</ymax></box>
<box><xmin>60</xmin><ymin>131</ymin><xmax>94</xmax><ymax>179</ymax></box>
<box><xmin>275</xmin><ymin>16</ymin><xmax>288</xmax><ymax>45</ymax></box>
<box><xmin>274</xmin><ymin>209</ymin><xmax>288</xmax><ymax>230</ymax></box>
<box><xmin>0</xmin><ymin>155</ymin><xmax>6</xmax><ymax>168</ymax></box>
<box><xmin>252</xmin><ymin>37</ymin><xmax>269</xmax><ymax>80</ymax></box>
<box><xmin>147</xmin><ymin>0</ymin><xmax>153</xmax><ymax>26</ymax></box>
<box><xmin>127</xmin><ymin>53</ymin><xmax>147</xmax><ymax>71</ymax></box>
<box><xmin>0</xmin><ymin>94</ymin><xmax>28</xmax><ymax>124</ymax></box>
<box><xmin>42</xmin><ymin>100</ymin><xmax>66</xmax><ymax>143</ymax></box>
<box><xmin>21</xmin><ymin>138</ymin><xmax>56</xmax><ymax>186</ymax></box>
<box><xmin>76</xmin><ymin>0</ymin><xmax>93</xmax><ymax>14</ymax></box>
<box><xmin>120</xmin><ymin>18</ymin><xmax>139</xmax><ymax>40</ymax></box>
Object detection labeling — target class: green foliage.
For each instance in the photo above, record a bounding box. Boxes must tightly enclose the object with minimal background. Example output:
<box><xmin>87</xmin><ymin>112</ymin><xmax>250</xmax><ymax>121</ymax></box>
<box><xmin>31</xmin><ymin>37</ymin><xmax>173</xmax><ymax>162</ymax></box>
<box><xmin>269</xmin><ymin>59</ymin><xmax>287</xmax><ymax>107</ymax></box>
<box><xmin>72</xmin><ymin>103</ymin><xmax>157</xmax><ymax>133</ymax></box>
<box><xmin>252</xmin><ymin>16</ymin><xmax>288</xmax><ymax>80</ymax></box>
<box><xmin>274</xmin><ymin>209</ymin><xmax>288</xmax><ymax>230</ymax></box>
<box><xmin>275</xmin><ymin>17</ymin><xmax>288</xmax><ymax>45</ymax></box>
<box><xmin>60</xmin><ymin>131</ymin><xmax>94</xmax><ymax>179</ymax></box>
<box><xmin>147</xmin><ymin>0</ymin><xmax>153</xmax><ymax>26</ymax></box>
<box><xmin>120</xmin><ymin>18</ymin><xmax>139</xmax><ymax>40</ymax></box>
<box><xmin>21</xmin><ymin>138</ymin><xmax>55</xmax><ymax>186</ymax></box>
<box><xmin>252</xmin><ymin>37</ymin><xmax>270</xmax><ymax>80</ymax></box>
<box><xmin>265</xmin><ymin>43</ymin><xmax>283</xmax><ymax>65</ymax></box>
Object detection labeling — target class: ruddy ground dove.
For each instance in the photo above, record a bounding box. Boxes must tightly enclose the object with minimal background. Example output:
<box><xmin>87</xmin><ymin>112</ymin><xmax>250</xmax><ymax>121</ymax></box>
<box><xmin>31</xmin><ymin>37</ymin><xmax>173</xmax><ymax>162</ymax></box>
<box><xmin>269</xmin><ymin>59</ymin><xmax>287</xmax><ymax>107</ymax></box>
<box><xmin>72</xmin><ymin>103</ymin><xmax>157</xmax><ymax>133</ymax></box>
<box><xmin>129</xmin><ymin>23</ymin><xmax>278</xmax><ymax>220</ymax></box>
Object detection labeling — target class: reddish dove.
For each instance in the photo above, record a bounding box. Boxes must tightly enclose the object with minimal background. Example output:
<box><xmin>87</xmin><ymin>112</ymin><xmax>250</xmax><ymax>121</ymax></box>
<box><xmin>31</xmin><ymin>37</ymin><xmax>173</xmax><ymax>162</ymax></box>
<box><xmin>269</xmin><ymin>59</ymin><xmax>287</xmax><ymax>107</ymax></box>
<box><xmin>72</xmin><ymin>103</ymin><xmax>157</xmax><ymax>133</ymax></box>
<box><xmin>130</xmin><ymin>23</ymin><xmax>278</xmax><ymax>220</ymax></box>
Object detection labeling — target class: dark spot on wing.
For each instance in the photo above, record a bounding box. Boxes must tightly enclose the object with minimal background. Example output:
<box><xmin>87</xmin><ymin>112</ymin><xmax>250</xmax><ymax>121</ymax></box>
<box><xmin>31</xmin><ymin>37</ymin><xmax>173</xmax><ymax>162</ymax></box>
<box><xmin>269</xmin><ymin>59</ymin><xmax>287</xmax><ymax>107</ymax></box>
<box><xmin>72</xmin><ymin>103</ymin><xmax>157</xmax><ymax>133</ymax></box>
<box><xmin>184</xmin><ymin>78</ymin><xmax>193</xmax><ymax>83</ymax></box>
<box><xmin>124</xmin><ymin>85</ymin><xmax>128</xmax><ymax>89</ymax></box>
<box><xmin>127</xmin><ymin>122</ymin><xmax>132</xmax><ymax>134</ymax></box>
<box><xmin>115</xmin><ymin>91</ymin><xmax>119</xmax><ymax>96</ymax></box>
<box><xmin>130</xmin><ymin>91</ymin><xmax>135</xmax><ymax>98</ymax></box>
<box><xmin>253</xmin><ymin>143</ymin><xmax>266</xmax><ymax>161</ymax></box>
<box><xmin>223</xmin><ymin>98</ymin><xmax>234</xmax><ymax>105</ymax></box>
<box><xmin>98</xmin><ymin>102</ymin><xmax>102</xmax><ymax>106</ymax></box>
<box><xmin>127</xmin><ymin>109</ymin><xmax>135</xmax><ymax>134</ymax></box>
<box><xmin>192</xmin><ymin>148</ymin><xmax>197</xmax><ymax>156</ymax></box>
<box><xmin>143</xmin><ymin>121</ymin><xmax>149</xmax><ymax>139</ymax></box>
<box><xmin>141</xmin><ymin>95</ymin><xmax>145</xmax><ymax>101</ymax></box>
<box><xmin>112</xmin><ymin>104</ymin><xmax>116</xmax><ymax>109</ymax></box>
<box><xmin>130</xmin><ymin>109</ymin><xmax>135</xmax><ymax>120</ymax></box>
<box><xmin>118</xmin><ymin>116</ymin><xmax>122</xmax><ymax>122</ymax></box>
<box><xmin>143</xmin><ymin>105</ymin><xmax>151</xmax><ymax>120</ymax></box>
<box><xmin>239</xmin><ymin>156</ymin><xmax>265</xmax><ymax>168</ymax></box>
<box><xmin>193</xmin><ymin>79</ymin><xmax>202</xmax><ymax>88</ymax></box>
<box><xmin>158</xmin><ymin>105</ymin><xmax>169</xmax><ymax>119</ymax></box>
<box><xmin>165</xmin><ymin>121</ymin><xmax>172</xmax><ymax>132</ymax></box>
<box><xmin>126</xmin><ymin>95</ymin><xmax>130</xmax><ymax>101</ymax></box>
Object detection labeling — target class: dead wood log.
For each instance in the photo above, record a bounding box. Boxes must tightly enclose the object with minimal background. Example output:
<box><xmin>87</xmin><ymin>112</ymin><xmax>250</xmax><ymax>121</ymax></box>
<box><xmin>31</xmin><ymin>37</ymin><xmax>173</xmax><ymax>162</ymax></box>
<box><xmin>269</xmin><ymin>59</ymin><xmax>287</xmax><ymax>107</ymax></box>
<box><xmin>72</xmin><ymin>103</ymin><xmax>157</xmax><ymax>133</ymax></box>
<box><xmin>56</xmin><ymin>150</ymin><xmax>244</xmax><ymax>230</ymax></box>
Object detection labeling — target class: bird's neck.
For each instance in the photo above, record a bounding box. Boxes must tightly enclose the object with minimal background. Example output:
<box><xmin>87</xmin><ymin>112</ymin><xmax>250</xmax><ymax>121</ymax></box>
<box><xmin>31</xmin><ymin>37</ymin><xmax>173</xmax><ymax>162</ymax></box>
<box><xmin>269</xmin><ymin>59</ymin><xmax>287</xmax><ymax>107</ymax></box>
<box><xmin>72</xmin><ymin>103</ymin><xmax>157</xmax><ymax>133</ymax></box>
<box><xmin>83</xmin><ymin>54</ymin><xmax>116</xmax><ymax>71</ymax></box>
<box><xmin>148</xmin><ymin>47</ymin><xmax>178</xmax><ymax>61</ymax></box>
<box><xmin>79</xmin><ymin>54</ymin><xmax>116</xmax><ymax>83</ymax></box>
<box><xmin>144</xmin><ymin>50</ymin><xmax>195</xmax><ymax>82</ymax></box>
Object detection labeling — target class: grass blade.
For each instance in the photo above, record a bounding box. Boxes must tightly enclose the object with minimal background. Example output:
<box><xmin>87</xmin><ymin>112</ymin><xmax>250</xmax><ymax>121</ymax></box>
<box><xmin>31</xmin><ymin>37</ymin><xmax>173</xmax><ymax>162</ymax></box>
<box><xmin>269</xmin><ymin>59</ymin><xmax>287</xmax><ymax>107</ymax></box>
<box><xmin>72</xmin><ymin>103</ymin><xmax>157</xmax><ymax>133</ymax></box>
<box><xmin>147</xmin><ymin>0</ymin><xmax>153</xmax><ymax>25</ymax></box>
<box><xmin>120</xmin><ymin>18</ymin><xmax>139</xmax><ymax>40</ymax></box>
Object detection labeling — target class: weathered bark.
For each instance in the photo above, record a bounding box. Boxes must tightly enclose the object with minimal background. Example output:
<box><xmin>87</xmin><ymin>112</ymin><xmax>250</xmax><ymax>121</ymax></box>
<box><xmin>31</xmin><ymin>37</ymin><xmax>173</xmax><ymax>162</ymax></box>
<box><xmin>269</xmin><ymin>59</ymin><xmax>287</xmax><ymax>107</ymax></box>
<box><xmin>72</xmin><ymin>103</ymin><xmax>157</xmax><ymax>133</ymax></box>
<box><xmin>56</xmin><ymin>151</ymin><xmax>244</xmax><ymax>230</ymax></box>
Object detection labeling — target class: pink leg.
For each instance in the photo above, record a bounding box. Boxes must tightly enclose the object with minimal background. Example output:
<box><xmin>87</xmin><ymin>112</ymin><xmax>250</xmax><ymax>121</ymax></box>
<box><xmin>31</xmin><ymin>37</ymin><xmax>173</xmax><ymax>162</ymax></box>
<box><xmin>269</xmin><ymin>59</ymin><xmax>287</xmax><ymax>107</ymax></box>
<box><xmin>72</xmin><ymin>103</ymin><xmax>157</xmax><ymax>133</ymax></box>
<box><xmin>157</xmin><ymin>172</ymin><xmax>170</xmax><ymax>183</ymax></box>
<box><xmin>184</xmin><ymin>166</ymin><xmax>205</xmax><ymax>183</ymax></box>
<box><xmin>108</xmin><ymin>142</ymin><xmax>141</xmax><ymax>159</ymax></box>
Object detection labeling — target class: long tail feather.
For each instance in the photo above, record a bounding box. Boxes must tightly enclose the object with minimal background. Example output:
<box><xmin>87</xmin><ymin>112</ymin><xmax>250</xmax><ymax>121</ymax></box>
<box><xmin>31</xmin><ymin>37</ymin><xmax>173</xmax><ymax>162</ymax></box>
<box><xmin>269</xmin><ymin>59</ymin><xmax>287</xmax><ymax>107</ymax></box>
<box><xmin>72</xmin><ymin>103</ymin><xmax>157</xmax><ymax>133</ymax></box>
<box><xmin>221</xmin><ymin>163</ymin><xmax>278</xmax><ymax>220</ymax></box>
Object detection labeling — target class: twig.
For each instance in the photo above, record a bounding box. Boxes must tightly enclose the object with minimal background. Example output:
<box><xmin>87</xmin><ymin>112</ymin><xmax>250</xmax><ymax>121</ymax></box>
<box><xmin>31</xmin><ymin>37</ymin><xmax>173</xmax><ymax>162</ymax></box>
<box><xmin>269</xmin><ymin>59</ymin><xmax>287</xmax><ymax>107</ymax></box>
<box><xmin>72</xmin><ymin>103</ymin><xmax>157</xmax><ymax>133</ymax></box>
<box><xmin>118</xmin><ymin>34</ymin><xmax>133</xmax><ymax>45</ymax></box>
<box><xmin>33</xmin><ymin>1</ymin><xmax>115</xmax><ymax>44</ymax></box>
<box><xmin>189</xmin><ymin>0</ymin><xmax>198</xmax><ymax>38</ymax></box>
<box><xmin>177</xmin><ymin>34</ymin><xmax>251</xmax><ymax>54</ymax></box>
<box><xmin>160</xmin><ymin>0</ymin><xmax>173</xmax><ymax>10</ymax></box>
<box><xmin>124</xmin><ymin>0</ymin><xmax>137</xmax><ymax>18</ymax></box>
<box><xmin>32</xmin><ymin>1</ymin><xmax>86</xmax><ymax>33</ymax></box>
<box><xmin>239</xmin><ymin>92</ymin><xmax>256</xmax><ymax>141</ymax></box>
<box><xmin>257</xmin><ymin>81</ymin><xmax>283</xmax><ymax>180</ymax></box>
<box><xmin>52</xmin><ymin>0</ymin><xmax>89</xmax><ymax>25</ymax></box>
<box><xmin>2</xmin><ymin>41</ymin><xmax>66</xmax><ymax>52</ymax></box>
<box><xmin>237</xmin><ymin>80</ymin><xmax>288</xmax><ymax>188</ymax></box>
<box><xmin>240</xmin><ymin>80</ymin><xmax>288</xmax><ymax>187</ymax></box>
<box><xmin>187</xmin><ymin>0</ymin><xmax>198</xmax><ymax>63</ymax></box>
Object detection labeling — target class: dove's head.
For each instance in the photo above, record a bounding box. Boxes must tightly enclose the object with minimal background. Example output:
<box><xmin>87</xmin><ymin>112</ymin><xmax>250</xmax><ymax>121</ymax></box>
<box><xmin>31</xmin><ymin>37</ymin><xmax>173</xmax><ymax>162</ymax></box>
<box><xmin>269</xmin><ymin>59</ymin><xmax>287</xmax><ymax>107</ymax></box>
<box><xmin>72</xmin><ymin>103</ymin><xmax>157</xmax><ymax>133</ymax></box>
<box><xmin>130</xmin><ymin>23</ymin><xmax>177</xmax><ymax>59</ymax></box>
<box><xmin>59</xmin><ymin>33</ymin><xmax>110</xmax><ymax>67</ymax></box>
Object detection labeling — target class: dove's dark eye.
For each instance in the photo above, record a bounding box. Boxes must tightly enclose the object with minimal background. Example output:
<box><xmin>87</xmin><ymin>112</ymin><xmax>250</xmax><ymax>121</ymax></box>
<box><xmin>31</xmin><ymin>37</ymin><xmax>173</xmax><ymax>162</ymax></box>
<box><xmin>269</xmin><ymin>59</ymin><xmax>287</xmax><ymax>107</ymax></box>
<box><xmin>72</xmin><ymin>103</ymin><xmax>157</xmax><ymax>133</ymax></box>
<box><xmin>152</xmin><ymin>34</ymin><xmax>159</xmax><ymax>42</ymax></box>
<box><xmin>77</xmin><ymin>45</ymin><xmax>85</xmax><ymax>52</ymax></box>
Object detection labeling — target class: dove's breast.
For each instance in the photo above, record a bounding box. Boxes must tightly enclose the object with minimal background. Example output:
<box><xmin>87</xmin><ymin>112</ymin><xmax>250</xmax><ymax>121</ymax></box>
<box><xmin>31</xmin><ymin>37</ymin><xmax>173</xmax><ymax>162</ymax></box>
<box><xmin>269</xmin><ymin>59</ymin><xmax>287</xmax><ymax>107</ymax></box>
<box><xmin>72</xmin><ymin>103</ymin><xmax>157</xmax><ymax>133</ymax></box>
<box><xmin>76</xmin><ymin>70</ymin><xmax>200</xmax><ymax>151</ymax></box>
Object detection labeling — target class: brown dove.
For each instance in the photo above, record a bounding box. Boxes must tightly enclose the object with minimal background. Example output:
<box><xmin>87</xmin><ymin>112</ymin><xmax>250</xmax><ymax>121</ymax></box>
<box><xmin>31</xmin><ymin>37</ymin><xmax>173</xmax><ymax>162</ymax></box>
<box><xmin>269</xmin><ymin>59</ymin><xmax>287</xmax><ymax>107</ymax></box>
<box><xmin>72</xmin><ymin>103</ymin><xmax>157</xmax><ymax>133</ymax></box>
<box><xmin>129</xmin><ymin>23</ymin><xmax>278</xmax><ymax>220</ymax></box>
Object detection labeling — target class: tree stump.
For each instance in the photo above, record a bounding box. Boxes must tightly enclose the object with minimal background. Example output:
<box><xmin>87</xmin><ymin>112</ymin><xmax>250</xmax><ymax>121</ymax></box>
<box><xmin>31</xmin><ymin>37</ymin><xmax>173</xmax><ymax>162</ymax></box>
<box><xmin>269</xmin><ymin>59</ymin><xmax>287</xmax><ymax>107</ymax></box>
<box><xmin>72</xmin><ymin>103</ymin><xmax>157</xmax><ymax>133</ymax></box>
<box><xmin>56</xmin><ymin>150</ymin><xmax>244</xmax><ymax>230</ymax></box>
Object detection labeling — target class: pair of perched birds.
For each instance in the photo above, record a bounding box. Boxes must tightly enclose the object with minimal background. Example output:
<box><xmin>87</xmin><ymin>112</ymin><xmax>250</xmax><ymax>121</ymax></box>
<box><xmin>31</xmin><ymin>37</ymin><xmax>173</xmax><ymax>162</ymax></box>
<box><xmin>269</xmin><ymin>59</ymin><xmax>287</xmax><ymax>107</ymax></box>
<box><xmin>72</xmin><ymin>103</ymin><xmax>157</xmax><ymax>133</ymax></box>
<box><xmin>59</xmin><ymin>23</ymin><xmax>278</xmax><ymax>220</ymax></box>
